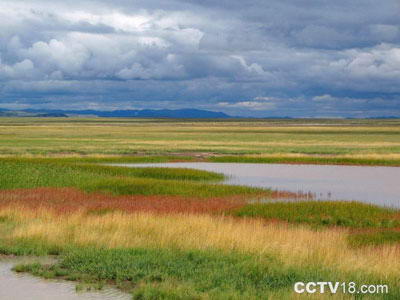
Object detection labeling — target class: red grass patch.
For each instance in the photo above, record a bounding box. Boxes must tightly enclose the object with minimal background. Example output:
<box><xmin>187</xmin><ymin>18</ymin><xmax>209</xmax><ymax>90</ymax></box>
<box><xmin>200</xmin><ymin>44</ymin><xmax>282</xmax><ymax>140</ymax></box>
<box><xmin>0</xmin><ymin>187</ymin><xmax>246</xmax><ymax>215</ymax></box>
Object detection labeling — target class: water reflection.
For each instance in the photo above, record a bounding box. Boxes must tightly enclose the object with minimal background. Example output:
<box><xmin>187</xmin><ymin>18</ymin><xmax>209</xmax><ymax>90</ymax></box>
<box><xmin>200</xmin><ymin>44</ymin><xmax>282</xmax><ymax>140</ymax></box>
<box><xmin>113</xmin><ymin>162</ymin><xmax>400</xmax><ymax>208</ymax></box>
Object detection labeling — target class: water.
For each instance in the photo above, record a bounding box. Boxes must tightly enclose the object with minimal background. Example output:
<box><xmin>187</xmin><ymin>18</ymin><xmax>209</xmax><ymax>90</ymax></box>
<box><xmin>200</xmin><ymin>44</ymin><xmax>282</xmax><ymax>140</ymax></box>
<box><xmin>112</xmin><ymin>162</ymin><xmax>400</xmax><ymax>208</ymax></box>
<box><xmin>0</xmin><ymin>257</ymin><xmax>130</xmax><ymax>300</ymax></box>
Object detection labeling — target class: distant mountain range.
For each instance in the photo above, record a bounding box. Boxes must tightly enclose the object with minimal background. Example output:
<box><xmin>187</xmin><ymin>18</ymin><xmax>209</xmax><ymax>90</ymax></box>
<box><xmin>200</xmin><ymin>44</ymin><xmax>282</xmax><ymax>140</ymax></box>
<box><xmin>0</xmin><ymin>108</ymin><xmax>398</xmax><ymax>119</ymax></box>
<box><xmin>0</xmin><ymin>108</ymin><xmax>233</xmax><ymax>118</ymax></box>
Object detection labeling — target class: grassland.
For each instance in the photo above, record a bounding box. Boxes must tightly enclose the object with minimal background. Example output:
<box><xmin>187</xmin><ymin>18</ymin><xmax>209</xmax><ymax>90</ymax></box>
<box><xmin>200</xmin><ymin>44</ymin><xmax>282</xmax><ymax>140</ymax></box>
<box><xmin>0</xmin><ymin>118</ymin><xmax>399</xmax><ymax>298</ymax></box>
<box><xmin>1</xmin><ymin>118</ymin><xmax>400</xmax><ymax>166</ymax></box>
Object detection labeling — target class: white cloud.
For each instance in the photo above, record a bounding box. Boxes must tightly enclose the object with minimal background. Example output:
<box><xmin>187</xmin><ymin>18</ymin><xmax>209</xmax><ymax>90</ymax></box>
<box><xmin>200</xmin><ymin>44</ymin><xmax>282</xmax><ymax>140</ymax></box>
<box><xmin>253</xmin><ymin>96</ymin><xmax>275</xmax><ymax>101</ymax></box>
<box><xmin>346</xmin><ymin>44</ymin><xmax>400</xmax><ymax>78</ymax></box>
<box><xmin>313</xmin><ymin>95</ymin><xmax>336</xmax><ymax>102</ymax></box>
<box><xmin>218</xmin><ymin>100</ymin><xmax>275</xmax><ymax>111</ymax></box>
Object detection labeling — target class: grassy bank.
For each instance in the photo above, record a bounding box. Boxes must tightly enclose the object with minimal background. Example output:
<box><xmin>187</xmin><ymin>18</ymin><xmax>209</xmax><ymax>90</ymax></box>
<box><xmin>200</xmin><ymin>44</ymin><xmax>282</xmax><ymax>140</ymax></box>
<box><xmin>14</xmin><ymin>247</ymin><xmax>398</xmax><ymax>299</ymax></box>
<box><xmin>0</xmin><ymin>200</ymin><xmax>398</xmax><ymax>298</ymax></box>
<box><xmin>0</xmin><ymin>158</ymin><xmax>267</xmax><ymax>198</ymax></box>
<box><xmin>1</xmin><ymin>208</ymin><xmax>399</xmax><ymax>298</ymax></box>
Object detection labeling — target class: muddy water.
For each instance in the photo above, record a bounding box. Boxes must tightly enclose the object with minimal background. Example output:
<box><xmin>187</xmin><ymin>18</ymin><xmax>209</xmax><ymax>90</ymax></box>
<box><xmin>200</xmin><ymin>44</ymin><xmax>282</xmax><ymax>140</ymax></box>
<box><xmin>0</xmin><ymin>257</ymin><xmax>130</xmax><ymax>300</ymax></box>
<box><xmin>113</xmin><ymin>163</ymin><xmax>400</xmax><ymax>208</ymax></box>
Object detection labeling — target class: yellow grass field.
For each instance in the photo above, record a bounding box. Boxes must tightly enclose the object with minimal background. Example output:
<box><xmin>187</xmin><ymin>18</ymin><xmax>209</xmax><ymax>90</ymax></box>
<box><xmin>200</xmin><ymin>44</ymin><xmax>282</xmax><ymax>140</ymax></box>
<box><xmin>1</xmin><ymin>118</ymin><xmax>400</xmax><ymax>162</ymax></box>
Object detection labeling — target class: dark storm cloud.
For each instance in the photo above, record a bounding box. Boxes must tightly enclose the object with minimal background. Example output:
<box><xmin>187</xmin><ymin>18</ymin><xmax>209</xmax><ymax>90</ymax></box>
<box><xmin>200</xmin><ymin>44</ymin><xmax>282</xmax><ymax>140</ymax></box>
<box><xmin>0</xmin><ymin>0</ymin><xmax>399</xmax><ymax>117</ymax></box>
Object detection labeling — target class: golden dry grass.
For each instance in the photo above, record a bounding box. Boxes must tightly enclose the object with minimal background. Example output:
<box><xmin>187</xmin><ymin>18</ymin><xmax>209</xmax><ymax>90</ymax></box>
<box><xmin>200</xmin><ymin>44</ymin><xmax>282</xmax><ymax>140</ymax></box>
<box><xmin>2</xmin><ymin>206</ymin><xmax>399</xmax><ymax>280</ymax></box>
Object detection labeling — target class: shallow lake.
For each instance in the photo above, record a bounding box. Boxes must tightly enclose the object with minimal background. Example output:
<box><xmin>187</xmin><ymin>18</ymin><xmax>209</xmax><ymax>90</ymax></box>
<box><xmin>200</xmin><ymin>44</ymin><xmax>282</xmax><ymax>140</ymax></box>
<box><xmin>0</xmin><ymin>257</ymin><xmax>130</xmax><ymax>300</ymax></box>
<box><xmin>113</xmin><ymin>163</ymin><xmax>400</xmax><ymax>208</ymax></box>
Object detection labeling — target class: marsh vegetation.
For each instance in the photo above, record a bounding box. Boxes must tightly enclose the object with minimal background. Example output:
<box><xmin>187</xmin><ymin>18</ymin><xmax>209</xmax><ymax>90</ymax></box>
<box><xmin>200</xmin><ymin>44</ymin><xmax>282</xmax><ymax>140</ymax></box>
<box><xmin>0</xmin><ymin>118</ymin><xmax>399</xmax><ymax>299</ymax></box>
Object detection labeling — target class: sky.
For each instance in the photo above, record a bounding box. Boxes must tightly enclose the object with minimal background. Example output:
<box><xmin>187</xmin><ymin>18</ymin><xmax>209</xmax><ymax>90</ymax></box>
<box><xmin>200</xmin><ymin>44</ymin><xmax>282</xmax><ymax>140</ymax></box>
<box><xmin>0</xmin><ymin>0</ymin><xmax>400</xmax><ymax>117</ymax></box>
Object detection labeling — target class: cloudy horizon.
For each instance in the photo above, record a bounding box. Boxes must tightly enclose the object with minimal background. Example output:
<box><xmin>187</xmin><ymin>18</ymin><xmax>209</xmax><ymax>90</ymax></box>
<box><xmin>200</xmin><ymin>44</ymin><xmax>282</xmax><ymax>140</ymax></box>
<box><xmin>1</xmin><ymin>0</ymin><xmax>400</xmax><ymax>117</ymax></box>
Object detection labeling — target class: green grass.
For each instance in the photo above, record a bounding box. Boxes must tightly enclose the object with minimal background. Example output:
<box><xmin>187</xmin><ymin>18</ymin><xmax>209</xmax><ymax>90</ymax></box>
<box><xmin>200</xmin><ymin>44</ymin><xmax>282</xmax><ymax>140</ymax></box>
<box><xmin>349</xmin><ymin>230</ymin><xmax>400</xmax><ymax>248</ymax></box>
<box><xmin>0</xmin><ymin>158</ymin><xmax>266</xmax><ymax>198</ymax></box>
<box><xmin>0</xmin><ymin>157</ymin><xmax>222</xmax><ymax>185</ymax></box>
<box><xmin>75</xmin><ymin>164</ymin><xmax>225</xmax><ymax>181</ymax></box>
<box><xmin>232</xmin><ymin>201</ymin><xmax>400</xmax><ymax>228</ymax></box>
<box><xmin>0</xmin><ymin>238</ymin><xmax>64</xmax><ymax>256</ymax></box>
<box><xmin>11</xmin><ymin>246</ymin><xmax>399</xmax><ymax>299</ymax></box>
<box><xmin>85</xmin><ymin>177</ymin><xmax>261</xmax><ymax>198</ymax></box>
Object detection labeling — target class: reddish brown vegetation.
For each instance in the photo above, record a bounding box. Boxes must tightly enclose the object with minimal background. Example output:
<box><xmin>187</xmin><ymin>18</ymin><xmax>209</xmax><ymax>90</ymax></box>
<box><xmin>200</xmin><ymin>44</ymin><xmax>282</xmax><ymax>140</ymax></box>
<box><xmin>0</xmin><ymin>187</ymin><xmax>246</xmax><ymax>215</ymax></box>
